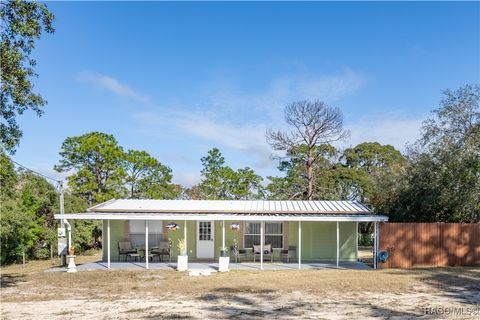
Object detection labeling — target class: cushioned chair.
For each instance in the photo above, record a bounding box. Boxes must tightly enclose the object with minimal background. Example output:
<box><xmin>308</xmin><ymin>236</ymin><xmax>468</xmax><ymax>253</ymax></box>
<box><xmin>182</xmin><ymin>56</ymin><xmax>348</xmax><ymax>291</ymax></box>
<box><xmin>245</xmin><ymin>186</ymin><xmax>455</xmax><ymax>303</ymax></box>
<box><xmin>230</xmin><ymin>245</ymin><xmax>247</xmax><ymax>263</ymax></box>
<box><xmin>118</xmin><ymin>241</ymin><xmax>137</xmax><ymax>261</ymax></box>
<box><xmin>253</xmin><ymin>244</ymin><xmax>273</xmax><ymax>263</ymax></box>
<box><xmin>150</xmin><ymin>240</ymin><xmax>171</xmax><ymax>262</ymax></box>
<box><xmin>280</xmin><ymin>245</ymin><xmax>296</xmax><ymax>263</ymax></box>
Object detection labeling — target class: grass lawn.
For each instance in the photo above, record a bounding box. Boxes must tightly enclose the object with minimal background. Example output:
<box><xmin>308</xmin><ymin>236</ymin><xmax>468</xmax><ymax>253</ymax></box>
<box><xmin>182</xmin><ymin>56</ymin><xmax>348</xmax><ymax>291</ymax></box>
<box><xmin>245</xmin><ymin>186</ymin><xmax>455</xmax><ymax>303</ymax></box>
<box><xmin>1</xmin><ymin>255</ymin><xmax>479</xmax><ymax>319</ymax></box>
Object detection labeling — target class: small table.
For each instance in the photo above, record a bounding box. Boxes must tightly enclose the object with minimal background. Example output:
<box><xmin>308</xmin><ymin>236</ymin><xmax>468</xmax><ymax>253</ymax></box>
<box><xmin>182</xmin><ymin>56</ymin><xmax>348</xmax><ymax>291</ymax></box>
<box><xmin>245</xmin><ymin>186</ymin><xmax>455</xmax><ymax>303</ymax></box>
<box><xmin>136</xmin><ymin>248</ymin><xmax>156</xmax><ymax>261</ymax></box>
<box><xmin>127</xmin><ymin>253</ymin><xmax>140</xmax><ymax>261</ymax></box>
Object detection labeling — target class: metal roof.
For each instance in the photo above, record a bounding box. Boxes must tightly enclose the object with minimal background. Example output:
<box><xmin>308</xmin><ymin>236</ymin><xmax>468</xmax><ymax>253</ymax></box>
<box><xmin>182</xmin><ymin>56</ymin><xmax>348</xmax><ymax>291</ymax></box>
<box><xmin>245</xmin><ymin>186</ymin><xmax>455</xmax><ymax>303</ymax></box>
<box><xmin>87</xmin><ymin>199</ymin><xmax>373</xmax><ymax>215</ymax></box>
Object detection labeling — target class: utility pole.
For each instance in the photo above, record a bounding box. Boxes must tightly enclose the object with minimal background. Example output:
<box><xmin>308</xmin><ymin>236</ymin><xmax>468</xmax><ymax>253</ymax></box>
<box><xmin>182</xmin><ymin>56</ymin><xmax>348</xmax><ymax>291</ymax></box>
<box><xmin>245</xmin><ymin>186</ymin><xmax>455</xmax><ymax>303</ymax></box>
<box><xmin>59</xmin><ymin>181</ymin><xmax>66</xmax><ymax>265</ymax></box>
<box><xmin>60</xmin><ymin>181</ymin><xmax>65</xmax><ymax>214</ymax></box>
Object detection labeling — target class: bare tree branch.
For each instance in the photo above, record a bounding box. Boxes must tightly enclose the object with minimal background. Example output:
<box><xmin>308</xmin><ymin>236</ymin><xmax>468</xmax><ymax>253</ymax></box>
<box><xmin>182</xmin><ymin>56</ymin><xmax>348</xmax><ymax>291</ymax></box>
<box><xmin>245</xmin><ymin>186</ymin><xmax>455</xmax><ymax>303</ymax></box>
<box><xmin>266</xmin><ymin>100</ymin><xmax>349</xmax><ymax>200</ymax></box>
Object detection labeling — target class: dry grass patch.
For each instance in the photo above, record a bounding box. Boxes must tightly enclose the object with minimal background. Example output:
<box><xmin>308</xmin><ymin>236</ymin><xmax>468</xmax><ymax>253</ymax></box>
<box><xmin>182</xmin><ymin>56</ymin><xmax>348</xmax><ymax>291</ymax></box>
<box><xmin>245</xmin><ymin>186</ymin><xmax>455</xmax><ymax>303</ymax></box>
<box><xmin>1</xmin><ymin>256</ymin><xmax>479</xmax><ymax>319</ymax></box>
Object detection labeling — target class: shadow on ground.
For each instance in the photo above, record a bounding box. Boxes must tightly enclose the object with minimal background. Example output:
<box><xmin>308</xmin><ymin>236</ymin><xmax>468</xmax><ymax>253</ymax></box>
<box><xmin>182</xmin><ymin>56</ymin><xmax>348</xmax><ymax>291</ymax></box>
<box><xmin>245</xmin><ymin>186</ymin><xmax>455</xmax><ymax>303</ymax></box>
<box><xmin>0</xmin><ymin>273</ymin><xmax>26</xmax><ymax>288</ymax></box>
<box><xmin>389</xmin><ymin>267</ymin><xmax>480</xmax><ymax>305</ymax></box>
<box><xmin>196</xmin><ymin>286</ymin><xmax>308</xmax><ymax>319</ymax></box>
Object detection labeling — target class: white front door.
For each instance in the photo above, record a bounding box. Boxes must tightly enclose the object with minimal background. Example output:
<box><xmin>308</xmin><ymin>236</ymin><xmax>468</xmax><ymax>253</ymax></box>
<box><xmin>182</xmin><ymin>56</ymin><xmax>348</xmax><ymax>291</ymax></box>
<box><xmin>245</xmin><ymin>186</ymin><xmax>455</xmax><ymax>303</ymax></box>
<box><xmin>196</xmin><ymin>221</ymin><xmax>214</xmax><ymax>259</ymax></box>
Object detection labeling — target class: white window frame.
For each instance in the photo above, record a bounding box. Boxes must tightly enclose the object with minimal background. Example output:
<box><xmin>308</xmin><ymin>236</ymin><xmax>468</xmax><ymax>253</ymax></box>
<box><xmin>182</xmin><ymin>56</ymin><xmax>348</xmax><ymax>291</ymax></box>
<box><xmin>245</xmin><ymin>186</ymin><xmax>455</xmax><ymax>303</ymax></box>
<box><xmin>243</xmin><ymin>221</ymin><xmax>284</xmax><ymax>249</ymax></box>
<box><xmin>129</xmin><ymin>221</ymin><xmax>163</xmax><ymax>247</ymax></box>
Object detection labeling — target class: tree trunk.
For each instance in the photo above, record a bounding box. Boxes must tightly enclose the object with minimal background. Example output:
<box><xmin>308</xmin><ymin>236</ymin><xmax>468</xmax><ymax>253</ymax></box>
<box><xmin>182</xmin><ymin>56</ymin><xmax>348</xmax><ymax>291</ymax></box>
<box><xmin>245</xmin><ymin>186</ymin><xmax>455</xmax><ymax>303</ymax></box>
<box><xmin>306</xmin><ymin>148</ymin><xmax>314</xmax><ymax>201</ymax></box>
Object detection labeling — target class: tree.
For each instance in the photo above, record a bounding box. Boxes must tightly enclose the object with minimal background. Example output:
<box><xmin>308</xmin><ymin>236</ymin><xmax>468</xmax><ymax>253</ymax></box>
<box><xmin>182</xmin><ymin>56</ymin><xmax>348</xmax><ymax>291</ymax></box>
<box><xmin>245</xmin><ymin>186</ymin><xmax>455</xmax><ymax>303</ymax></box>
<box><xmin>382</xmin><ymin>85</ymin><xmax>479</xmax><ymax>222</ymax></box>
<box><xmin>231</xmin><ymin>167</ymin><xmax>264</xmax><ymax>200</ymax></box>
<box><xmin>1</xmin><ymin>0</ymin><xmax>55</xmax><ymax>153</ymax></box>
<box><xmin>0</xmin><ymin>149</ymin><xmax>17</xmax><ymax>196</ymax></box>
<box><xmin>54</xmin><ymin>132</ymin><xmax>126</xmax><ymax>204</ymax></box>
<box><xmin>124</xmin><ymin>149</ymin><xmax>177</xmax><ymax>199</ymax></box>
<box><xmin>197</xmin><ymin>148</ymin><xmax>264</xmax><ymax>200</ymax></box>
<box><xmin>267</xmin><ymin>144</ymin><xmax>338</xmax><ymax>200</ymax></box>
<box><xmin>198</xmin><ymin>148</ymin><xmax>228</xmax><ymax>199</ymax></box>
<box><xmin>266</xmin><ymin>100</ymin><xmax>349</xmax><ymax>200</ymax></box>
<box><xmin>342</xmin><ymin>142</ymin><xmax>405</xmax><ymax>174</ymax></box>
<box><xmin>339</xmin><ymin>142</ymin><xmax>406</xmax><ymax>206</ymax></box>
<box><xmin>64</xmin><ymin>193</ymin><xmax>101</xmax><ymax>252</ymax></box>
<box><xmin>0</xmin><ymin>169</ymin><xmax>58</xmax><ymax>263</ymax></box>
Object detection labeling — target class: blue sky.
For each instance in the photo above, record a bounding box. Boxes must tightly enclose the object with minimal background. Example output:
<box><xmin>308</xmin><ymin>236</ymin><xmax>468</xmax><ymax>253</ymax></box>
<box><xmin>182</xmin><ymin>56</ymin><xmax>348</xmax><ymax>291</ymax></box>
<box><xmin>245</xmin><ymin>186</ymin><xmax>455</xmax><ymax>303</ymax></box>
<box><xmin>14</xmin><ymin>1</ymin><xmax>480</xmax><ymax>186</ymax></box>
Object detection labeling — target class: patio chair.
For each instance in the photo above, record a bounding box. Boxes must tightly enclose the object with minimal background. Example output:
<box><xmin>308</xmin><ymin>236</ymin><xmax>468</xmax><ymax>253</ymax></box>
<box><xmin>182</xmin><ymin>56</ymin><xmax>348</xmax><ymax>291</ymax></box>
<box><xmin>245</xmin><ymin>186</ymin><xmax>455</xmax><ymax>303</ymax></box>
<box><xmin>150</xmin><ymin>240</ymin><xmax>171</xmax><ymax>262</ymax></box>
<box><xmin>253</xmin><ymin>244</ymin><xmax>273</xmax><ymax>263</ymax></box>
<box><xmin>230</xmin><ymin>245</ymin><xmax>247</xmax><ymax>263</ymax></box>
<box><xmin>118</xmin><ymin>241</ymin><xmax>137</xmax><ymax>261</ymax></box>
<box><xmin>279</xmin><ymin>245</ymin><xmax>296</xmax><ymax>263</ymax></box>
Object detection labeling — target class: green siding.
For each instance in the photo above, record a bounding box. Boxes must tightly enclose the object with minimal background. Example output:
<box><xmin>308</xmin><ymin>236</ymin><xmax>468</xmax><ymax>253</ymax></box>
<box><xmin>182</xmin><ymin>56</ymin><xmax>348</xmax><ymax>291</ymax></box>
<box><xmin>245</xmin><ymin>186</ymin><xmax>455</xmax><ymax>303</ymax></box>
<box><xmin>214</xmin><ymin>221</ymin><xmax>242</xmax><ymax>258</ymax></box>
<box><xmin>288</xmin><ymin>221</ymin><xmax>357</xmax><ymax>261</ymax></box>
<box><xmin>102</xmin><ymin>220</ymin><xmax>357</xmax><ymax>262</ymax></box>
<box><xmin>165</xmin><ymin>220</ymin><xmax>196</xmax><ymax>258</ymax></box>
<box><xmin>102</xmin><ymin>220</ymin><xmax>129</xmax><ymax>261</ymax></box>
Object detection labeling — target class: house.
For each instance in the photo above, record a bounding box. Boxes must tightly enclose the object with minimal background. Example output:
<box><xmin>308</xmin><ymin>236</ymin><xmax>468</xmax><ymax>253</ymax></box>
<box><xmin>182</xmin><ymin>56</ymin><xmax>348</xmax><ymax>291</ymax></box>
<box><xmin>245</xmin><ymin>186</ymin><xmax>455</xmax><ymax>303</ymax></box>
<box><xmin>54</xmin><ymin>199</ymin><xmax>388</xmax><ymax>269</ymax></box>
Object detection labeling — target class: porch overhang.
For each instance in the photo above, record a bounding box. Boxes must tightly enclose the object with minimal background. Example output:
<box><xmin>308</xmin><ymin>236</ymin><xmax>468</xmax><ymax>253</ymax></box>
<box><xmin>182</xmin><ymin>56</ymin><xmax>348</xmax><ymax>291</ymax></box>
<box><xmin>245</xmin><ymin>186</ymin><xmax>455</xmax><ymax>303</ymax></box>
<box><xmin>54</xmin><ymin>212</ymin><xmax>388</xmax><ymax>222</ymax></box>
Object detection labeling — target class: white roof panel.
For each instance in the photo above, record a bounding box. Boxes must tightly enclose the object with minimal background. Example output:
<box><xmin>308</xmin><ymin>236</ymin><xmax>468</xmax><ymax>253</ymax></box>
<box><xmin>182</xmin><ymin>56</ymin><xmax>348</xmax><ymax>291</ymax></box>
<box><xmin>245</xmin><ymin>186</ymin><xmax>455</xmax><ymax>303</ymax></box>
<box><xmin>88</xmin><ymin>199</ymin><xmax>373</xmax><ymax>215</ymax></box>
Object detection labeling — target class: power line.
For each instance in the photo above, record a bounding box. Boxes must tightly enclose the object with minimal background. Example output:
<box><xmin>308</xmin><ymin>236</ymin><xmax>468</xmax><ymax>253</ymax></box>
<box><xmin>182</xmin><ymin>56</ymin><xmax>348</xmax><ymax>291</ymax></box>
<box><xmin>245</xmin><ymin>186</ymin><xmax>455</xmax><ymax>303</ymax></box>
<box><xmin>10</xmin><ymin>159</ymin><xmax>62</xmax><ymax>184</ymax></box>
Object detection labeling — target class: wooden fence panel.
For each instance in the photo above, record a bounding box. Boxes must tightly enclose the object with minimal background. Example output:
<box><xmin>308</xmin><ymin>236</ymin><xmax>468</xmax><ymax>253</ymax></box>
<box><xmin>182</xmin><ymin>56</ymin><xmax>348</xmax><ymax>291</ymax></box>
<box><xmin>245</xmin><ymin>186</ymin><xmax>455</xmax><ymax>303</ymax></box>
<box><xmin>379</xmin><ymin>223</ymin><xmax>480</xmax><ymax>268</ymax></box>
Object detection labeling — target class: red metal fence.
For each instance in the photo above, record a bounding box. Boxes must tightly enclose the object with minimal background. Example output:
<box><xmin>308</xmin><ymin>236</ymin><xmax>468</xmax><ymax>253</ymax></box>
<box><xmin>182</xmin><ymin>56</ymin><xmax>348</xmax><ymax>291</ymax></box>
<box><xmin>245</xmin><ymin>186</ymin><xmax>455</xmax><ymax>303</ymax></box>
<box><xmin>379</xmin><ymin>223</ymin><xmax>480</xmax><ymax>268</ymax></box>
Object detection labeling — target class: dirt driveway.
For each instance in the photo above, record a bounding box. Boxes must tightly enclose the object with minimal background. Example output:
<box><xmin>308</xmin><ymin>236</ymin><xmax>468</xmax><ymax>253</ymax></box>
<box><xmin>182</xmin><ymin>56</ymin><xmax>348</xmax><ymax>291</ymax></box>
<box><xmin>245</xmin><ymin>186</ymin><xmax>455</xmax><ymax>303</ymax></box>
<box><xmin>1</xmin><ymin>258</ymin><xmax>479</xmax><ymax>319</ymax></box>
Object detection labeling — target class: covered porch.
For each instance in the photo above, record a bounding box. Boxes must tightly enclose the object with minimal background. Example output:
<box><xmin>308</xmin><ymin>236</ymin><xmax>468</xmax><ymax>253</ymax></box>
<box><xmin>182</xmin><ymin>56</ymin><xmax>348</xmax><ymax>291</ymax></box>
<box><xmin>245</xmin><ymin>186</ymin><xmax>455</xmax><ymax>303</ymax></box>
<box><xmin>54</xmin><ymin>200</ymin><xmax>388</xmax><ymax>271</ymax></box>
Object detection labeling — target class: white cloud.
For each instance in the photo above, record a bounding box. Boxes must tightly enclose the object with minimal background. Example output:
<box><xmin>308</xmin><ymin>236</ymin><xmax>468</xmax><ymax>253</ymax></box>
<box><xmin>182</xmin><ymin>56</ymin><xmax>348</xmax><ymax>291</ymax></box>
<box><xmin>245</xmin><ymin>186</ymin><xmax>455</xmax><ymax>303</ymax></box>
<box><xmin>345</xmin><ymin>114</ymin><xmax>424</xmax><ymax>151</ymax></box>
<box><xmin>271</xmin><ymin>67</ymin><xmax>366</xmax><ymax>102</ymax></box>
<box><xmin>135</xmin><ymin>111</ymin><xmax>275</xmax><ymax>169</ymax></box>
<box><xmin>134</xmin><ymin>66</ymin><xmax>368</xmax><ymax>170</ymax></box>
<box><xmin>202</xmin><ymin>67</ymin><xmax>367</xmax><ymax>122</ymax></box>
<box><xmin>77</xmin><ymin>71</ymin><xmax>151</xmax><ymax>104</ymax></box>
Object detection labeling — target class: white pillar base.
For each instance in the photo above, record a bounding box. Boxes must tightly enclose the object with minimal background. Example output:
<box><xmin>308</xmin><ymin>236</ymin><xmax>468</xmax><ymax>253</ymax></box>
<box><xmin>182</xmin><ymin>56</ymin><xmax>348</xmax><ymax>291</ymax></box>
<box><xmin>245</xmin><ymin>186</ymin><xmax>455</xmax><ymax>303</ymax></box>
<box><xmin>177</xmin><ymin>255</ymin><xmax>189</xmax><ymax>271</ymax></box>
<box><xmin>66</xmin><ymin>255</ymin><xmax>77</xmax><ymax>273</ymax></box>
<box><xmin>218</xmin><ymin>256</ymin><xmax>230</xmax><ymax>272</ymax></box>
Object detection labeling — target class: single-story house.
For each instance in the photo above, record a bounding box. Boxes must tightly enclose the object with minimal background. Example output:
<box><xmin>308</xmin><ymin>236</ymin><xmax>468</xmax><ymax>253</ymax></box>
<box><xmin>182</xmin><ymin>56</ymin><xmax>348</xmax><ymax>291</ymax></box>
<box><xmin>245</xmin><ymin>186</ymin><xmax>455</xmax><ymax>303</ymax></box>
<box><xmin>54</xmin><ymin>199</ymin><xmax>388</xmax><ymax>269</ymax></box>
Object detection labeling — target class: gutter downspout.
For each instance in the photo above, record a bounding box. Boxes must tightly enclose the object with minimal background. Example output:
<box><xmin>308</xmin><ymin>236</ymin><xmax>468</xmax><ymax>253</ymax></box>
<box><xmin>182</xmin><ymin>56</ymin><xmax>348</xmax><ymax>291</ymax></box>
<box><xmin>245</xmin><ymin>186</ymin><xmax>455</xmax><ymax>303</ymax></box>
<box><xmin>62</xmin><ymin>219</ymin><xmax>72</xmax><ymax>250</ymax></box>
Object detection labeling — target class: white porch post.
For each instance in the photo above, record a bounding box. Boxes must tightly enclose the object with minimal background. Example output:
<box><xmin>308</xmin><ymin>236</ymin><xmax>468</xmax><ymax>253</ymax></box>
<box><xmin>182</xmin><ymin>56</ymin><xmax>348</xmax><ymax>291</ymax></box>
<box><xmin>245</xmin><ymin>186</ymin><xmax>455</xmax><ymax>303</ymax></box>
<box><xmin>145</xmin><ymin>220</ymin><xmax>149</xmax><ymax>269</ymax></box>
<box><xmin>107</xmin><ymin>219</ymin><xmax>111</xmax><ymax>269</ymax></box>
<box><xmin>260</xmin><ymin>221</ymin><xmax>264</xmax><ymax>270</ymax></box>
<box><xmin>298</xmin><ymin>221</ymin><xmax>302</xmax><ymax>269</ymax></box>
<box><xmin>356</xmin><ymin>222</ymin><xmax>359</xmax><ymax>261</ymax></box>
<box><xmin>222</xmin><ymin>220</ymin><xmax>225</xmax><ymax>252</ymax></box>
<box><xmin>336</xmin><ymin>221</ymin><xmax>339</xmax><ymax>269</ymax></box>
<box><xmin>101</xmin><ymin>220</ymin><xmax>104</xmax><ymax>261</ymax></box>
<box><xmin>373</xmin><ymin>222</ymin><xmax>378</xmax><ymax>270</ymax></box>
<box><xmin>184</xmin><ymin>220</ymin><xmax>187</xmax><ymax>254</ymax></box>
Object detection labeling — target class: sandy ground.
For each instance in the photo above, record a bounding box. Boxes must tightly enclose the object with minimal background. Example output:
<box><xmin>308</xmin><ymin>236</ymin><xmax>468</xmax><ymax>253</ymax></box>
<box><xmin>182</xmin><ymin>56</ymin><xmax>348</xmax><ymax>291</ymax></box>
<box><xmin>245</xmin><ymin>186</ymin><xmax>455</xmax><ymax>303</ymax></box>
<box><xmin>1</xmin><ymin>256</ymin><xmax>479</xmax><ymax>319</ymax></box>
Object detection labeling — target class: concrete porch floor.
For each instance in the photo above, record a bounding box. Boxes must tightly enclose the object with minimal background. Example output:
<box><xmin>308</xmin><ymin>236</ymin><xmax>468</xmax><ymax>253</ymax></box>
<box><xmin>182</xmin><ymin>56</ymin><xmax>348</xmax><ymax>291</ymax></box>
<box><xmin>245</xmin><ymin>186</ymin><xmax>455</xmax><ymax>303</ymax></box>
<box><xmin>46</xmin><ymin>261</ymin><xmax>370</xmax><ymax>272</ymax></box>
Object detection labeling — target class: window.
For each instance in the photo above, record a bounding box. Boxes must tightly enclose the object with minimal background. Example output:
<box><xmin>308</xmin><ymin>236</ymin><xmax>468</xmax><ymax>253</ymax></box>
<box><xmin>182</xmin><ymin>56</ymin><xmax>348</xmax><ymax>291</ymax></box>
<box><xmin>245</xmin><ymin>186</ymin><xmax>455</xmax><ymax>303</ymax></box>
<box><xmin>198</xmin><ymin>221</ymin><xmax>212</xmax><ymax>240</ymax></box>
<box><xmin>129</xmin><ymin>221</ymin><xmax>163</xmax><ymax>247</ymax></box>
<box><xmin>244</xmin><ymin>222</ymin><xmax>283</xmax><ymax>249</ymax></box>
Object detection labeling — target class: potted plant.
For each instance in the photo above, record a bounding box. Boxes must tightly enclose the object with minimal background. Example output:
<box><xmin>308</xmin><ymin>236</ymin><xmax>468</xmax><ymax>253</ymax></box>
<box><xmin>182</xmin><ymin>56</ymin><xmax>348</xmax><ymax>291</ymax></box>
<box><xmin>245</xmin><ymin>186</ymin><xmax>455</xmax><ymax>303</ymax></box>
<box><xmin>176</xmin><ymin>238</ymin><xmax>188</xmax><ymax>271</ymax></box>
<box><xmin>218</xmin><ymin>246</ymin><xmax>230</xmax><ymax>272</ymax></box>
